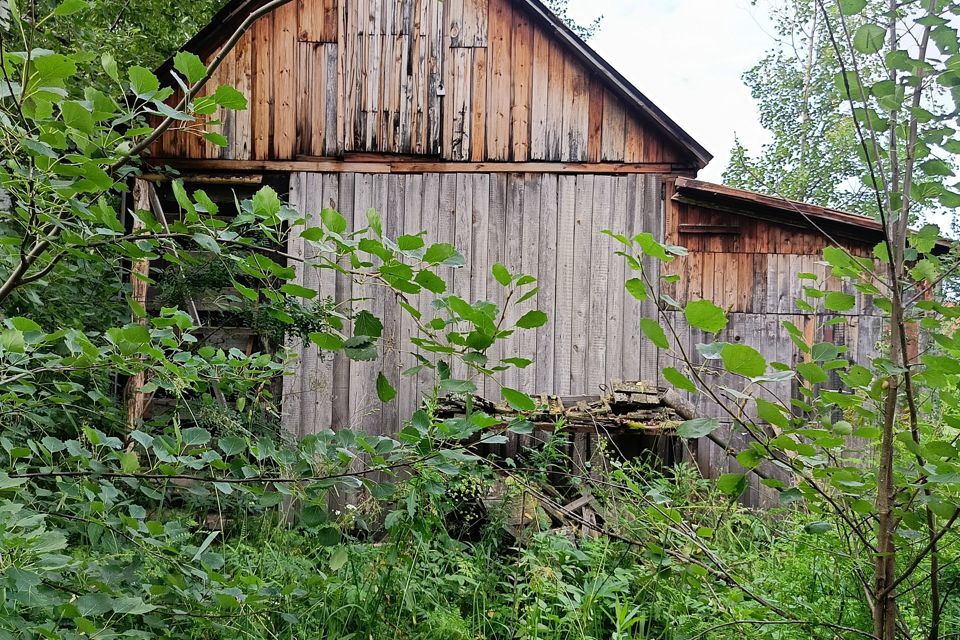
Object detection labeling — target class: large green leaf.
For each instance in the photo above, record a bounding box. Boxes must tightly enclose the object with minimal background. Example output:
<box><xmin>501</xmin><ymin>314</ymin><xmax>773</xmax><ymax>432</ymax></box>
<box><xmin>721</xmin><ymin>344</ymin><xmax>766</xmax><ymax>378</ymax></box>
<box><xmin>684</xmin><ymin>299</ymin><xmax>727</xmax><ymax>333</ymax></box>
<box><xmin>639</xmin><ymin>318</ymin><xmax>669</xmax><ymax>349</ymax></box>
<box><xmin>173</xmin><ymin>51</ymin><xmax>207</xmax><ymax>84</ymax></box>
<box><xmin>852</xmin><ymin>24</ymin><xmax>886</xmax><ymax>54</ymax></box>
<box><xmin>716</xmin><ymin>473</ymin><xmax>747</xmax><ymax>498</ymax></box>
<box><xmin>516</xmin><ymin>310</ymin><xmax>547</xmax><ymax>329</ymax></box>
<box><xmin>376</xmin><ymin>372</ymin><xmax>397</xmax><ymax>402</ymax></box>
<box><xmin>128</xmin><ymin>65</ymin><xmax>159</xmax><ymax>96</ymax></box>
<box><xmin>676</xmin><ymin>417</ymin><xmax>720</xmax><ymax>438</ymax></box>
<box><xmin>502</xmin><ymin>387</ymin><xmax>536</xmax><ymax>412</ymax></box>
<box><xmin>662</xmin><ymin>367</ymin><xmax>697</xmax><ymax>393</ymax></box>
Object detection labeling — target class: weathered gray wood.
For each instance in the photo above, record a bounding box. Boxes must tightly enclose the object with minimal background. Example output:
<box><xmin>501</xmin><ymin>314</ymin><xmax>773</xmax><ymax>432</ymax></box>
<box><xmin>570</xmin><ymin>174</ymin><xmax>594</xmax><ymax>395</ymax></box>
<box><xmin>639</xmin><ymin>174</ymin><xmax>661</xmax><ymax>383</ymax></box>
<box><xmin>282</xmin><ymin>172</ymin><xmax>307</xmax><ymax>437</ymax></box>
<box><xmin>535</xmin><ymin>174</ymin><xmax>558</xmax><ymax>394</ymax></box>
<box><xmin>399</xmin><ymin>174</ymin><xmax>424</xmax><ymax>423</ymax></box>
<box><xmin>332</xmin><ymin>173</ymin><xmax>354</xmax><ymax>428</ymax></box>
<box><xmin>554</xmin><ymin>174</ymin><xmax>576</xmax><ymax>395</ymax></box>
<box><xmin>502</xmin><ymin>173</ymin><xmax>525</xmax><ymax>393</ymax></box>
<box><xmin>606</xmin><ymin>176</ymin><xmax>627</xmax><ymax>385</ymax></box>
<box><xmin>484</xmin><ymin>173</ymin><xmax>507</xmax><ymax>399</ymax></box>
<box><xmin>287</xmin><ymin>170</ymin><xmax>672</xmax><ymax>445</ymax></box>
<box><xmin>587</xmin><ymin>175</ymin><xmax>611</xmax><ymax>393</ymax></box>
<box><xmin>518</xmin><ymin>173</ymin><xmax>541</xmax><ymax>392</ymax></box>
<box><xmin>470</xmin><ymin>173</ymin><xmax>490</xmax><ymax>304</ymax></box>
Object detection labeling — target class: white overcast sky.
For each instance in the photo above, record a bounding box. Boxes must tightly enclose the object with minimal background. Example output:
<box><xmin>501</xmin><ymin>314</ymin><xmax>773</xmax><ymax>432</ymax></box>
<box><xmin>567</xmin><ymin>0</ymin><xmax>777</xmax><ymax>181</ymax></box>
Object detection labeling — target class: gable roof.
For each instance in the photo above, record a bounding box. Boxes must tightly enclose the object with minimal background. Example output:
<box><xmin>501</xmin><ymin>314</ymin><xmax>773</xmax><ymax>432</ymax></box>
<box><xmin>157</xmin><ymin>0</ymin><xmax>712</xmax><ymax>169</ymax></box>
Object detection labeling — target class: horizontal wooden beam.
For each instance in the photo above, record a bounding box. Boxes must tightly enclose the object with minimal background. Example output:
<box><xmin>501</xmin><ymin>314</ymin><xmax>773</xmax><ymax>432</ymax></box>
<box><xmin>146</xmin><ymin>157</ymin><xmax>699</xmax><ymax>176</ymax></box>
<box><xmin>678</xmin><ymin>223</ymin><xmax>741</xmax><ymax>235</ymax></box>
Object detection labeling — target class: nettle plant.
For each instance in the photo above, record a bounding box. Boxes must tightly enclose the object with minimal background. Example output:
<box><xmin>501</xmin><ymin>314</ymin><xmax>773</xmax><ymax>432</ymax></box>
<box><xmin>610</xmin><ymin>3</ymin><xmax>960</xmax><ymax>637</ymax></box>
<box><xmin>0</xmin><ymin>1</ymin><xmax>546</xmax><ymax>637</ymax></box>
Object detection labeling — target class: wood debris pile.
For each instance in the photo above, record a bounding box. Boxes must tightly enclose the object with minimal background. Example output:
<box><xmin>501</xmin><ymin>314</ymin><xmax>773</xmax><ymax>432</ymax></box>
<box><xmin>436</xmin><ymin>380</ymin><xmax>687</xmax><ymax>433</ymax></box>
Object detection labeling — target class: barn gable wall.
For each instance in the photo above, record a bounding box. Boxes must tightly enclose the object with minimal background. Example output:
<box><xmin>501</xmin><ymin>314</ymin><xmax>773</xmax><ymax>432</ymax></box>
<box><xmin>282</xmin><ymin>171</ymin><xmax>665</xmax><ymax>438</ymax></box>
<box><xmin>149</xmin><ymin>0</ymin><xmax>698</xmax><ymax>167</ymax></box>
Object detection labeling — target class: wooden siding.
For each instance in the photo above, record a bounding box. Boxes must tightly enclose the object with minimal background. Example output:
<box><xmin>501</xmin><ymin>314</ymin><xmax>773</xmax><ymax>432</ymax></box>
<box><xmin>282</xmin><ymin>171</ymin><xmax>664</xmax><ymax>436</ymax></box>
<box><xmin>150</xmin><ymin>0</ymin><xmax>691</xmax><ymax>166</ymax></box>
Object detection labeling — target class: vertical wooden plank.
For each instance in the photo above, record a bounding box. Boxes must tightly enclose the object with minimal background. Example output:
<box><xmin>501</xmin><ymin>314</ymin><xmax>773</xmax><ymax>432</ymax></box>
<box><xmin>518</xmin><ymin>174</ymin><xmax>541</xmax><ymax>392</ymax></box>
<box><xmin>298</xmin><ymin>0</ymin><xmax>323</xmax><ymax>41</ymax></box>
<box><xmin>399</xmin><ymin>174</ymin><xmax>423</xmax><ymax>422</ymax></box>
<box><xmin>446</xmin><ymin>0</ymin><xmax>464</xmax><ymax>47</ymax></box>
<box><xmin>554</xmin><ymin>174</ymin><xmax>576</xmax><ymax>394</ymax></box>
<box><xmin>639</xmin><ymin>175</ymin><xmax>661</xmax><ymax>383</ymax></box>
<box><xmin>586</xmin><ymin>78</ymin><xmax>603</xmax><ymax>163</ymax></box>
<box><xmin>502</xmin><ymin>173</ymin><xmax>525</xmax><ymax>392</ymax></box>
<box><xmin>623</xmin><ymin>117</ymin><xmax>644</xmax><ymax>163</ymax></box>
<box><xmin>484</xmin><ymin>173</ymin><xmax>507</xmax><ymax>398</ymax></box>
<box><xmin>252</xmin><ymin>11</ymin><xmax>274</xmax><ymax>159</ymax></box>
<box><xmin>561</xmin><ymin>59</ymin><xmax>588</xmax><ymax>161</ymax></box>
<box><xmin>272</xmin><ymin>2</ymin><xmax>297</xmax><ymax>159</ymax></box>
<box><xmin>283</xmin><ymin>173</ymin><xmax>306</xmax><ymax>437</ymax></box>
<box><xmin>606</xmin><ymin>175</ymin><xmax>627</xmax><ymax>385</ymax></box>
<box><xmin>381</xmin><ymin>174</ymin><xmax>404</xmax><ymax>432</ymax></box>
<box><xmin>536</xmin><ymin>173</ymin><xmax>559</xmax><ymax>394</ymax></box>
<box><xmin>529</xmin><ymin>27</ymin><xmax>549</xmax><ymax>160</ymax></box>
<box><xmin>427</xmin><ymin>0</ymin><xmax>443</xmax><ymax>155</ymax></box>
<box><xmin>469</xmin><ymin>47</ymin><xmax>487</xmax><ymax>161</ymax></box>
<box><xmin>415</xmin><ymin>173</ymin><xmax>443</xmax><ymax>398</ymax></box>
<box><xmin>510</xmin><ymin>8</ymin><xmax>532</xmax><ymax>161</ymax></box>
<box><xmin>545</xmin><ymin>40</ymin><xmax>565</xmax><ymax>161</ymax></box>
<box><xmin>212</xmin><ymin>46</ymin><xmax>236</xmax><ymax>159</ymax></box>
<box><xmin>470</xmin><ymin>173</ymin><xmax>490</xmax><ymax>304</ymax></box>
<box><xmin>348</xmin><ymin>174</ymin><xmax>377</xmax><ymax>433</ymax></box>
<box><xmin>570</xmin><ymin>174</ymin><xmax>594</xmax><ymax>394</ymax></box>
<box><xmin>460</xmin><ymin>0</ymin><xmax>488</xmax><ymax>46</ymax></box>
<box><xmin>600</xmin><ymin>93</ymin><xmax>626</xmax><ymax>162</ymax></box>
<box><xmin>232</xmin><ymin>32</ymin><xmax>253</xmax><ymax>159</ymax></box>
<box><xmin>332</xmin><ymin>173</ymin><xmax>354</xmax><ymax>428</ymax></box>
<box><xmin>323</xmin><ymin>43</ymin><xmax>339</xmax><ymax>154</ymax></box>
<box><xmin>486</xmin><ymin>0</ymin><xmax>511</xmax><ymax>160</ymax></box>
<box><xmin>451</xmin><ymin>47</ymin><xmax>472</xmax><ymax>160</ymax></box>
<box><xmin>621</xmin><ymin>175</ymin><xmax>642</xmax><ymax>380</ymax></box>
<box><xmin>587</xmin><ymin>176</ymin><xmax>611</xmax><ymax>394</ymax></box>
<box><xmin>126</xmin><ymin>180</ymin><xmax>152</xmax><ymax>431</ymax></box>
<box><xmin>295</xmin><ymin>42</ymin><xmax>315</xmax><ymax>156</ymax></box>
<box><xmin>453</xmin><ymin>173</ymin><xmax>474</xmax><ymax>380</ymax></box>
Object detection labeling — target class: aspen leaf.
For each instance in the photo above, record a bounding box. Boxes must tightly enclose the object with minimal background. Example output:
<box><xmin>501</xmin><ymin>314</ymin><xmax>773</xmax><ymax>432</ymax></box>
<box><xmin>376</xmin><ymin>372</ymin><xmax>397</xmax><ymax>402</ymax></box>
<box><xmin>684</xmin><ymin>299</ymin><xmax>727</xmax><ymax>333</ymax></box>
<box><xmin>639</xmin><ymin>319</ymin><xmax>669</xmax><ymax>349</ymax></box>
<box><xmin>721</xmin><ymin>344</ymin><xmax>765</xmax><ymax>378</ymax></box>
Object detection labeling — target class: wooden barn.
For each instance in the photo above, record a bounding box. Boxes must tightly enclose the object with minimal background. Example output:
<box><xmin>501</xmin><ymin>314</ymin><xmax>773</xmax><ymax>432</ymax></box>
<box><xmin>147</xmin><ymin>0</ymin><xmax>890</xmax><ymax>502</ymax></box>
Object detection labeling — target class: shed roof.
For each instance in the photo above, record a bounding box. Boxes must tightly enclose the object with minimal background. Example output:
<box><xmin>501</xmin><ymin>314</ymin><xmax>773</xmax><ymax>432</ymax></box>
<box><xmin>157</xmin><ymin>0</ymin><xmax>712</xmax><ymax>168</ymax></box>
<box><xmin>674</xmin><ymin>177</ymin><xmax>886</xmax><ymax>242</ymax></box>
<box><xmin>673</xmin><ymin>177</ymin><xmax>953</xmax><ymax>252</ymax></box>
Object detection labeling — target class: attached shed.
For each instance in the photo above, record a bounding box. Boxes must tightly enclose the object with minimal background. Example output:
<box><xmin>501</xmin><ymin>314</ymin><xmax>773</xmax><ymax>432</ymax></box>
<box><xmin>662</xmin><ymin>178</ymin><xmax>888</xmax><ymax>504</ymax></box>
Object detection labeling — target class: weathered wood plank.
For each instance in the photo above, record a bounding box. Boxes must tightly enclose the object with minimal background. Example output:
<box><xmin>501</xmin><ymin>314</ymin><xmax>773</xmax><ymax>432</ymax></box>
<box><xmin>587</xmin><ymin>175</ymin><xmax>611</xmax><ymax>391</ymax></box>
<box><xmin>536</xmin><ymin>173</ymin><xmax>559</xmax><ymax>393</ymax></box>
<box><xmin>510</xmin><ymin>9</ymin><xmax>533</xmax><ymax>161</ymax></box>
<box><xmin>570</xmin><ymin>174</ymin><xmax>594</xmax><ymax>394</ymax></box>
<box><xmin>486</xmin><ymin>0</ymin><xmax>511</xmax><ymax>160</ymax></box>
<box><xmin>529</xmin><ymin>27</ymin><xmax>550</xmax><ymax>160</ymax></box>
<box><xmin>518</xmin><ymin>173</ymin><xmax>541</xmax><ymax>392</ymax></box>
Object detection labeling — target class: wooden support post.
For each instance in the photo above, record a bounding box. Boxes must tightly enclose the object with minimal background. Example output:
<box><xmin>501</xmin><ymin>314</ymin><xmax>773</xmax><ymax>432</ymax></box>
<box><xmin>125</xmin><ymin>179</ymin><xmax>152</xmax><ymax>431</ymax></box>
